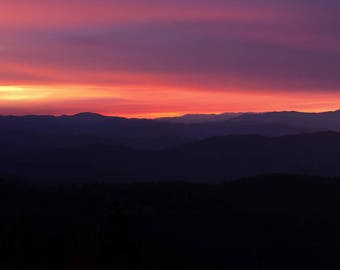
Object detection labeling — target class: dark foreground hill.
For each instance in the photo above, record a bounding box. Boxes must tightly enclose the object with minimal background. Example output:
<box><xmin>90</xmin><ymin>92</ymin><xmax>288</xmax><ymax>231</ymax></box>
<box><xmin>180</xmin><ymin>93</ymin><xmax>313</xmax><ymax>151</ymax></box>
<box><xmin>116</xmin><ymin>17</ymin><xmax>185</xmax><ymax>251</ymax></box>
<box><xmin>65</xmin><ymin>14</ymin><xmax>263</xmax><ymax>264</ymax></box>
<box><xmin>2</xmin><ymin>131</ymin><xmax>340</xmax><ymax>183</ymax></box>
<box><xmin>2</xmin><ymin>174</ymin><xmax>340</xmax><ymax>269</ymax></box>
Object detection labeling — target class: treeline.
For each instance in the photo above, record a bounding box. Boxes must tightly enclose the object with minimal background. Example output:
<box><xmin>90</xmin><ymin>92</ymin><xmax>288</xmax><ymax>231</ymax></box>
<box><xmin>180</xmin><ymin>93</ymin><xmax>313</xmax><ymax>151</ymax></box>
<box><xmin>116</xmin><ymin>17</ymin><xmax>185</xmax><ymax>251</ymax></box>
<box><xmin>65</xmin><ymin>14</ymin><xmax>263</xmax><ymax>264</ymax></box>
<box><xmin>1</xmin><ymin>174</ymin><xmax>340</xmax><ymax>269</ymax></box>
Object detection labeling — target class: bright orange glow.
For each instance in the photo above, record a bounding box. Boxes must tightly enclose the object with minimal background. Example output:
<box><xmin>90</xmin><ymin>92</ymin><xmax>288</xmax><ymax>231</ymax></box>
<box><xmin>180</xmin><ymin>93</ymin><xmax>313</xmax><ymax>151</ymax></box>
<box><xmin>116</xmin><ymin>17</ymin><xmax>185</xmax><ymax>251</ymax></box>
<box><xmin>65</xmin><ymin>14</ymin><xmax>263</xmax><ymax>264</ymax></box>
<box><xmin>1</xmin><ymin>84</ymin><xmax>340</xmax><ymax>118</ymax></box>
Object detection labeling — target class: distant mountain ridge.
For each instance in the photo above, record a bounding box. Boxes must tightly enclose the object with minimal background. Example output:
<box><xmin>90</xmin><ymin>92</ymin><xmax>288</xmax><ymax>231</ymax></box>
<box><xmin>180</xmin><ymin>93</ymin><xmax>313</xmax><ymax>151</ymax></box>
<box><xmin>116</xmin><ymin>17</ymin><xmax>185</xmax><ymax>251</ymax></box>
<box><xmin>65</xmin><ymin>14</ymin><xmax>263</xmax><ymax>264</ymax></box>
<box><xmin>3</xmin><ymin>131</ymin><xmax>340</xmax><ymax>183</ymax></box>
<box><xmin>230</xmin><ymin>110</ymin><xmax>340</xmax><ymax>130</ymax></box>
<box><xmin>0</xmin><ymin>111</ymin><xmax>318</xmax><ymax>152</ymax></box>
<box><xmin>4</xmin><ymin>109</ymin><xmax>340</xmax><ymax>154</ymax></box>
<box><xmin>156</xmin><ymin>112</ymin><xmax>243</xmax><ymax>123</ymax></box>
<box><xmin>3</xmin><ymin>109</ymin><xmax>340</xmax><ymax>127</ymax></box>
<box><xmin>157</xmin><ymin>109</ymin><xmax>340</xmax><ymax>128</ymax></box>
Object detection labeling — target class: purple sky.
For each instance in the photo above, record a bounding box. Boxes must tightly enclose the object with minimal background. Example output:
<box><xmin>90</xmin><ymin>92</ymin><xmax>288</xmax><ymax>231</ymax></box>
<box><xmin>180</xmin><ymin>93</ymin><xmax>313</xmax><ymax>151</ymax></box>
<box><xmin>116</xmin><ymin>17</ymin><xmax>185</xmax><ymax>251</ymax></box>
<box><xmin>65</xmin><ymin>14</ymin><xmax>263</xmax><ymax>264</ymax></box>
<box><xmin>1</xmin><ymin>0</ymin><xmax>340</xmax><ymax>117</ymax></box>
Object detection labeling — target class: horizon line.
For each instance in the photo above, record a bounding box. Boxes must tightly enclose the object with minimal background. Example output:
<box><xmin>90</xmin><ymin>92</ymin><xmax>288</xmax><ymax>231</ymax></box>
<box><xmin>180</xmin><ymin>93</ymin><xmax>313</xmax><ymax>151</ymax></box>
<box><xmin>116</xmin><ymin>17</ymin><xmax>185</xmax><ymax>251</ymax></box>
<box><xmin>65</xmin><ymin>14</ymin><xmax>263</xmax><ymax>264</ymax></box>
<box><xmin>1</xmin><ymin>109</ymin><xmax>340</xmax><ymax>120</ymax></box>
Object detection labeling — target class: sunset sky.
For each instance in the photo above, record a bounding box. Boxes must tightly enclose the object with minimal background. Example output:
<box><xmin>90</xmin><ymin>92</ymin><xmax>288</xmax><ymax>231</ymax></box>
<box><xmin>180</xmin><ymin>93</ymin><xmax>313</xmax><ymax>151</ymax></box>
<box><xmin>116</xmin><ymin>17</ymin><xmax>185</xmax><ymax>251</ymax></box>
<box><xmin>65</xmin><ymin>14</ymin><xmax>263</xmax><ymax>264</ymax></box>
<box><xmin>1</xmin><ymin>0</ymin><xmax>340</xmax><ymax>118</ymax></box>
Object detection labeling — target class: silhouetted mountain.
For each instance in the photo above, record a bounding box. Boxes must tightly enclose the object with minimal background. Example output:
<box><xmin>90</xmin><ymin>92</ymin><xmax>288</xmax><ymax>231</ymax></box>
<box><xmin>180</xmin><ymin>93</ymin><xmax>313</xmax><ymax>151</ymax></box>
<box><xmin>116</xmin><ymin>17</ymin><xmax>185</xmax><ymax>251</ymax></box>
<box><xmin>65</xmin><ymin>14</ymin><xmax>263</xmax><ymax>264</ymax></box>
<box><xmin>163</xmin><ymin>131</ymin><xmax>340</xmax><ymax>179</ymax></box>
<box><xmin>231</xmin><ymin>110</ymin><xmax>340</xmax><ymax>130</ymax></box>
<box><xmin>157</xmin><ymin>110</ymin><xmax>340</xmax><ymax>130</ymax></box>
<box><xmin>71</xmin><ymin>112</ymin><xmax>106</xmax><ymax>118</ymax></box>
<box><xmin>2</xmin><ymin>174</ymin><xmax>340</xmax><ymax>269</ymax></box>
<box><xmin>157</xmin><ymin>112</ymin><xmax>242</xmax><ymax>123</ymax></box>
<box><xmin>3</xmin><ymin>131</ymin><xmax>340</xmax><ymax>183</ymax></box>
<box><xmin>2</xmin><ymin>110</ymin><xmax>340</xmax><ymax>150</ymax></box>
<box><xmin>0</xmin><ymin>112</ymin><xmax>315</xmax><ymax>151</ymax></box>
<box><xmin>3</xmin><ymin>111</ymin><xmax>340</xmax><ymax>183</ymax></box>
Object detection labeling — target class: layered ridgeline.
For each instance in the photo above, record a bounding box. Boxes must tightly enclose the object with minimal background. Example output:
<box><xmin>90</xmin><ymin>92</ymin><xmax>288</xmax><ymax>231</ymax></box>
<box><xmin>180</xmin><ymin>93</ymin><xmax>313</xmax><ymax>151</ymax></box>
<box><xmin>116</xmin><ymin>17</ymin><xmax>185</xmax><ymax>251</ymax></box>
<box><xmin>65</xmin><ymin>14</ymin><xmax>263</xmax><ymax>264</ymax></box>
<box><xmin>3</xmin><ymin>110</ymin><xmax>340</xmax><ymax>152</ymax></box>
<box><xmin>1</xmin><ymin>110</ymin><xmax>340</xmax><ymax>182</ymax></box>
<box><xmin>158</xmin><ymin>110</ymin><xmax>340</xmax><ymax>128</ymax></box>
<box><xmin>0</xmin><ymin>112</ymin><xmax>315</xmax><ymax>147</ymax></box>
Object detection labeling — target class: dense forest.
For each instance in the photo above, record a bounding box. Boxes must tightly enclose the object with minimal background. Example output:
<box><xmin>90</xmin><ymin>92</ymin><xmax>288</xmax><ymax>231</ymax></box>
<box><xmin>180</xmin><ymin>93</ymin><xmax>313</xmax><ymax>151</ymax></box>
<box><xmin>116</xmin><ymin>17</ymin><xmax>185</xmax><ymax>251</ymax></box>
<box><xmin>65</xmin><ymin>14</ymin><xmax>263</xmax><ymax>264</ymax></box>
<box><xmin>2</xmin><ymin>174</ymin><xmax>340</xmax><ymax>269</ymax></box>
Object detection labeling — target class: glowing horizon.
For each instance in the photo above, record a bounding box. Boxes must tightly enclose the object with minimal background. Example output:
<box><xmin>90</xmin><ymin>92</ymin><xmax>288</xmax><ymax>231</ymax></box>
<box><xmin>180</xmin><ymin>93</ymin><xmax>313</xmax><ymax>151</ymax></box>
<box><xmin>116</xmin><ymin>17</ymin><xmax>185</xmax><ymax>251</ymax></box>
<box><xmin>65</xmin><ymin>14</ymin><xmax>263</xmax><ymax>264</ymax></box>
<box><xmin>2</xmin><ymin>84</ymin><xmax>340</xmax><ymax>119</ymax></box>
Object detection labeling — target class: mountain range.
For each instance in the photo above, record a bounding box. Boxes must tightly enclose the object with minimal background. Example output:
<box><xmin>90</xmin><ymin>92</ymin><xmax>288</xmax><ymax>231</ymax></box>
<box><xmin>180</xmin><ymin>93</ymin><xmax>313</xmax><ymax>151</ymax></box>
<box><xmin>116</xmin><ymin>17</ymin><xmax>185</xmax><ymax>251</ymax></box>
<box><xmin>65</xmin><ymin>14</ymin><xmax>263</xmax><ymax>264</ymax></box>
<box><xmin>3</xmin><ymin>110</ymin><xmax>340</xmax><ymax>151</ymax></box>
<box><xmin>2</xmin><ymin>110</ymin><xmax>340</xmax><ymax>183</ymax></box>
<box><xmin>2</xmin><ymin>131</ymin><xmax>340</xmax><ymax>183</ymax></box>
<box><xmin>156</xmin><ymin>112</ymin><xmax>243</xmax><ymax>123</ymax></box>
<box><xmin>157</xmin><ymin>110</ymin><xmax>340</xmax><ymax>129</ymax></box>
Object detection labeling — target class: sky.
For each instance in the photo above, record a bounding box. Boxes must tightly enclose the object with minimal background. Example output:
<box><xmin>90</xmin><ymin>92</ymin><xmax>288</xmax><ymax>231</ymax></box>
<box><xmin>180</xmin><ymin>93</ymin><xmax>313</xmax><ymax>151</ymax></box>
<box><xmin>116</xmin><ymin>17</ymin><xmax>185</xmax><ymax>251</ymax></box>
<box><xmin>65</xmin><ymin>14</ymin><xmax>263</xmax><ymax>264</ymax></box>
<box><xmin>1</xmin><ymin>0</ymin><xmax>340</xmax><ymax>118</ymax></box>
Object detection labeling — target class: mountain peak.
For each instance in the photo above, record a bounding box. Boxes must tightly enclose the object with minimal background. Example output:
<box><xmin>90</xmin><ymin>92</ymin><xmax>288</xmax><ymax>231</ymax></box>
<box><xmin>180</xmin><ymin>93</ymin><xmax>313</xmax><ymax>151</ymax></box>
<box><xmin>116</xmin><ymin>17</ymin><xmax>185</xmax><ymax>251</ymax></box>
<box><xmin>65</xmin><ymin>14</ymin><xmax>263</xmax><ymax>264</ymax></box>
<box><xmin>71</xmin><ymin>112</ymin><xmax>104</xmax><ymax>118</ymax></box>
